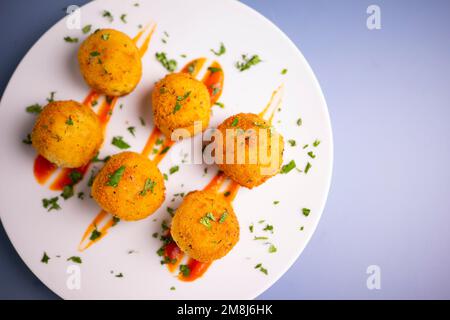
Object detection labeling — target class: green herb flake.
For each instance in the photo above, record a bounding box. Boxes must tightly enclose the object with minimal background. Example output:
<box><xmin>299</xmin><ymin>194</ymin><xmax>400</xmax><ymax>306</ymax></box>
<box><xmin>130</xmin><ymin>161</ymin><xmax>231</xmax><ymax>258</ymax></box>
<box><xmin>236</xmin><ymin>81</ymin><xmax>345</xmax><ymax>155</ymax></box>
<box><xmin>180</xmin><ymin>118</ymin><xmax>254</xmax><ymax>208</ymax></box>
<box><xmin>236</xmin><ymin>54</ymin><xmax>262</xmax><ymax>72</ymax></box>
<box><xmin>231</xmin><ymin>117</ymin><xmax>239</xmax><ymax>127</ymax></box>
<box><xmin>140</xmin><ymin>178</ymin><xmax>156</xmax><ymax>196</ymax></box>
<box><xmin>61</xmin><ymin>185</ymin><xmax>74</xmax><ymax>200</ymax></box>
<box><xmin>303</xmin><ymin>144</ymin><xmax>309</xmax><ymax>149</ymax></box>
<box><xmin>273</xmin><ymin>201</ymin><xmax>279</xmax><ymax>205</ymax></box>
<box><xmin>170</xmin><ymin>286</ymin><xmax>176</xmax><ymax>291</ymax></box>
<box><xmin>254</xmin><ymin>236</ymin><xmax>269</xmax><ymax>240</ymax></box>
<box><xmin>26</xmin><ymin>103</ymin><xmax>42</xmax><ymax>114</ymax></box>
<box><xmin>304</xmin><ymin>162</ymin><xmax>312</xmax><ymax>174</ymax></box>
<box><xmin>102</xmin><ymin>10</ymin><xmax>113</xmax><ymax>22</ymax></box>
<box><xmin>64</xmin><ymin>36</ymin><xmax>78</xmax><ymax>43</ymax></box>
<box><xmin>77</xmin><ymin>192</ymin><xmax>84</xmax><ymax>200</ymax></box>
<box><xmin>296</xmin><ymin>118</ymin><xmax>302</xmax><ymax>126</ymax></box>
<box><xmin>90</xmin><ymin>228</ymin><xmax>101</xmax><ymax>241</ymax></box>
<box><xmin>66</xmin><ymin>116</ymin><xmax>74</xmax><ymax>126</ymax></box>
<box><xmin>106</xmin><ymin>165</ymin><xmax>126</xmax><ymax>187</ymax></box>
<box><xmin>101</xmin><ymin>33</ymin><xmax>110</xmax><ymax>41</ymax></box>
<box><xmin>199</xmin><ymin>216</ymin><xmax>211</xmax><ymax>229</ymax></box>
<box><xmin>167</xmin><ymin>207</ymin><xmax>175</xmax><ymax>217</ymax></box>
<box><xmin>22</xmin><ymin>134</ymin><xmax>32</xmax><ymax>145</ymax></box>
<box><xmin>208</xmin><ymin>67</ymin><xmax>222</xmax><ymax>73</ymax></box>
<box><xmin>112</xmin><ymin>136</ymin><xmax>130</xmax><ymax>149</ymax></box>
<box><xmin>90</xmin><ymin>51</ymin><xmax>100</xmax><ymax>57</ymax></box>
<box><xmin>307</xmin><ymin>151</ymin><xmax>316</xmax><ymax>159</ymax></box>
<box><xmin>280</xmin><ymin>160</ymin><xmax>296</xmax><ymax>174</ymax></box>
<box><xmin>268</xmin><ymin>244</ymin><xmax>277</xmax><ymax>253</ymax></box>
<box><xmin>255</xmin><ymin>263</ymin><xmax>268</xmax><ymax>275</ymax></box>
<box><xmin>288</xmin><ymin>139</ymin><xmax>296</xmax><ymax>147</ymax></box>
<box><xmin>263</xmin><ymin>225</ymin><xmax>274</xmax><ymax>233</ymax></box>
<box><xmin>112</xmin><ymin>216</ymin><xmax>120</xmax><ymax>226</ymax></box>
<box><xmin>127</xmin><ymin>126</ymin><xmax>136</xmax><ymax>137</ymax></box>
<box><xmin>214</xmin><ymin>102</ymin><xmax>225</xmax><ymax>108</ymax></box>
<box><xmin>281</xmin><ymin>68</ymin><xmax>288</xmax><ymax>75</ymax></box>
<box><xmin>179</xmin><ymin>265</ymin><xmax>191</xmax><ymax>277</ymax></box>
<box><xmin>155</xmin><ymin>52</ymin><xmax>177</xmax><ymax>72</ymax></box>
<box><xmin>41</xmin><ymin>252</ymin><xmax>50</xmax><ymax>264</ymax></box>
<box><xmin>82</xmin><ymin>25</ymin><xmax>92</xmax><ymax>34</ymax></box>
<box><xmin>42</xmin><ymin>197</ymin><xmax>61</xmax><ymax>212</ymax></box>
<box><xmin>224</xmin><ymin>191</ymin><xmax>231</xmax><ymax>197</ymax></box>
<box><xmin>67</xmin><ymin>256</ymin><xmax>82</xmax><ymax>264</ymax></box>
<box><xmin>211</xmin><ymin>42</ymin><xmax>226</xmax><ymax>56</ymax></box>
<box><xmin>249</xmin><ymin>224</ymin><xmax>254</xmax><ymax>233</ymax></box>
<box><xmin>169</xmin><ymin>166</ymin><xmax>179</xmax><ymax>175</ymax></box>
<box><xmin>47</xmin><ymin>91</ymin><xmax>56</xmax><ymax>103</ymax></box>
<box><xmin>139</xmin><ymin>116</ymin><xmax>146</xmax><ymax>126</ymax></box>
<box><xmin>219</xmin><ymin>211</ymin><xmax>228</xmax><ymax>223</ymax></box>
<box><xmin>302</xmin><ymin>208</ymin><xmax>311</xmax><ymax>217</ymax></box>
<box><xmin>115</xmin><ymin>273</ymin><xmax>124</xmax><ymax>278</ymax></box>
<box><xmin>313</xmin><ymin>140</ymin><xmax>321</xmax><ymax>147</ymax></box>
<box><xmin>120</xmin><ymin>14</ymin><xmax>127</xmax><ymax>23</ymax></box>
<box><xmin>206</xmin><ymin>212</ymin><xmax>216</xmax><ymax>222</ymax></box>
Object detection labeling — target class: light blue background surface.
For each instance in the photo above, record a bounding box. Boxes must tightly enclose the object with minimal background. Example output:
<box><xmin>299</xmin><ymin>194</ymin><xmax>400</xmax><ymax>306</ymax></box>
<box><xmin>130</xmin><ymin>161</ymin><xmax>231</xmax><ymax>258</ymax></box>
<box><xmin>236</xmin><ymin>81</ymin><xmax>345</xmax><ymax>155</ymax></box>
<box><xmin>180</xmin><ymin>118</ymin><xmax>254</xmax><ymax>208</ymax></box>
<box><xmin>1</xmin><ymin>0</ymin><xmax>450</xmax><ymax>299</ymax></box>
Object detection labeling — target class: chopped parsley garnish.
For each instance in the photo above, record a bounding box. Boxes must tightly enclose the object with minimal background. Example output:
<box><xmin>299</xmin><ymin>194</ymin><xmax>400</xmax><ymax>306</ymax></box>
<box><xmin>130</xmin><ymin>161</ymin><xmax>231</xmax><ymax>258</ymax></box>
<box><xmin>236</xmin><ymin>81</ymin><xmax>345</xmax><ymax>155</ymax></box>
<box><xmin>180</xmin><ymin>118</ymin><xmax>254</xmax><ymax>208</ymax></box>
<box><xmin>170</xmin><ymin>286</ymin><xmax>176</xmax><ymax>291</ymax></box>
<box><xmin>187</xmin><ymin>61</ymin><xmax>197</xmax><ymax>74</ymax></box>
<box><xmin>22</xmin><ymin>134</ymin><xmax>32</xmax><ymax>145</ymax></box>
<box><xmin>296</xmin><ymin>118</ymin><xmax>302</xmax><ymax>126</ymax></box>
<box><xmin>249</xmin><ymin>224</ymin><xmax>254</xmax><ymax>233</ymax></box>
<box><xmin>303</xmin><ymin>144</ymin><xmax>309</xmax><ymax>149</ymax></box>
<box><xmin>273</xmin><ymin>201</ymin><xmax>279</xmax><ymax>205</ymax></box>
<box><xmin>263</xmin><ymin>225</ymin><xmax>274</xmax><ymax>233</ymax></box>
<box><xmin>302</xmin><ymin>208</ymin><xmax>311</xmax><ymax>217</ymax></box>
<box><xmin>107</xmin><ymin>166</ymin><xmax>126</xmax><ymax>187</ymax></box>
<box><xmin>179</xmin><ymin>265</ymin><xmax>191</xmax><ymax>277</ymax></box>
<box><xmin>236</xmin><ymin>54</ymin><xmax>261</xmax><ymax>71</ymax></box>
<box><xmin>140</xmin><ymin>178</ymin><xmax>156</xmax><ymax>196</ymax></box>
<box><xmin>127</xmin><ymin>126</ymin><xmax>136</xmax><ymax>136</ymax></box>
<box><xmin>90</xmin><ymin>228</ymin><xmax>101</xmax><ymax>241</ymax></box>
<box><xmin>102</xmin><ymin>10</ymin><xmax>113</xmax><ymax>22</ymax></box>
<box><xmin>224</xmin><ymin>191</ymin><xmax>231</xmax><ymax>197</ymax></box>
<box><xmin>42</xmin><ymin>197</ymin><xmax>61</xmax><ymax>212</ymax></box>
<box><xmin>173</xmin><ymin>91</ymin><xmax>191</xmax><ymax>114</ymax></box>
<box><xmin>254</xmin><ymin>236</ymin><xmax>269</xmax><ymax>241</ymax></box>
<box><xmin>120</xmin><ymin>14</ymin><xmax>127</xmax><ymax>23</ymax></box>
<box><xmin>268</xmin><ymin>244</ymin><xmax>277</xmax><ymax>253</ymax></box>
<box><xmin>61</xmin><ymin>185</ymin><xmax>74</xmax><ymax>200</ymax></box>
<box><xmin>115</xmin><ymin>273</ymin><xmax>124</xmax><ymax>278</ymax></box>
<box><xmin>92</xmin><ymin>153</ymin><xmax>110</xmax><ymax>163</ymax></box>
<box><xmin>64</xmin><ymin>36</ymin><xmax>78</xmax><ymax>43</ymax></box>
<box><xmin>90</xmin><ymin>51</ymin><xmax>100</xmax><ymax>57</ymax></box>
<box><xmin>231</xmin><ymin>117</ymin><xmax>239</xmax><ymax>127</ymax></box>
<box><xmin>101</xmin><ymin>33</ymin><xmax>110</xmax><ymax>41</ymax></box>
<box><xmin>66</xmin><ymin>116</ymin><xmax>74</xmax><ymax>126</ymax></box>
<box><xmin>47</xmin><ymin>91</ymin><xmax>56</xmax><ymax>103</ymax></box>
<box><xmin>313</xmin><ymin>140</ymin><xmax>321</xmax><ymax>147</ymax></box>
<box><xmin>211</xmin><ymin>42</ymin><xmax>226</xmax><ymax>56</ymax></box>
<box><xmin>281</xmin><ymin>68</ymin><xmax>288</xmax><ymax>75</ymax></box>
<box><xmin>82</xmin><ymin>25</ymin><xmax>91</xmax><ymax>34</ymax></box>
<box><xmin>26</xmin><ymin>103</ymin><xmax>42</xmax><ymax>114</ymax></box>
<box><xmin>214</xmin><ymin>102</ymin><xmax>225</xmax><ymax>108</ymax></box>
<box><xmin>41</xmin><ymin>252</ymin><xmax>50</xmax><ymax>264</ymax></box>
<box><xmin>219</xmin><ymin>211</ymin><xmax>228</xmax><ymax>223</ymax></box>
<box><xmin>304</xmin><ymin>162</ymin><xmax>312</xmax><ymax>174</ymax></box>
<box><xmin>208</xmin><ymin>67</ymin><xmax>222</xmax><ymax>73</ymax></box>
<box><xmin>156</xmin><ymin>138</ymin><xmax>164</xmax><ymax>145</ymax></box>
<box><xmin>67</xmin><ymin>256</ymin><xmax>82</xmax><ymax>264</ymax></box>
<box><xmin>163</xmin><ymin>173</ymin><xmax>168</xmax><ymax>181</ymax></box>
<box><xmin>112</xmin><ymin>136</ymin><xmax>130</xmax><ymax>149</ymax></box>
<box><xmin>199</xmin><ymin>216</ymin><xmax>212</xmax><ymax>229</ymax></box>
<box><xmin>307</xmin><ymin>151</ymin><xmax>316</xmax><ymax>159</ymax></box>
<box><xmin>167</xmin><ymin>207</ymin><xmax>175</xmax><ymax>217</ymax></box>
<box><xmin>288</xmin><ymin>139</ymin><xmax>296</xmax><ymax>147</ymax></box>
<box><xmin>255</xmin><ymin>263</ymin><xmax>268</xmax><ymax>275</ymax></box>
<box><xmin>206</xmin><ymin>212</ymin><xmax>216</xmax><ymax>221</ymax></box>
<box><xmin>155</xmin><ymin>52</ymin><xmax>177</xmax><ymax>72</ymax></box>
<box><xmin>300</xmin><ymin>226</ymin><xmax>304</xmax><ymax>231</ymax></box>
<box><xmin>169</xmin><ymin>166</ymin><xmax>179</xmax><ymax>175</ymax></box>
<box><xmin>139</xmin><ymin>116</ymin><xmax>146</xmax><ymax>126</ymax></box>
<box><xmin>87</xmin><ymin>170</ymin><xmax>96</xmax><ymax>187</ymax></box>
<box><xmin>77</xmin><ymin>192</ymin><xmax>84</xmax><ymax>200</ymax></box>
<box><xmin>280</xmin><ymin>160</ymin><xmax>296</xmax><ymax>174</ymax></box>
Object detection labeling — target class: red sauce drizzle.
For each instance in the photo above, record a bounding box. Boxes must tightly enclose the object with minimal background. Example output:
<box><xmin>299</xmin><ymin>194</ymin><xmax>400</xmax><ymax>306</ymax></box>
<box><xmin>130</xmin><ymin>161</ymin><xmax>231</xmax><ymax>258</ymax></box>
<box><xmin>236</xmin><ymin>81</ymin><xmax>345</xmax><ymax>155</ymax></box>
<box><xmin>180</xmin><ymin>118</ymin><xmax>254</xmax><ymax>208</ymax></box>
<box><xmin>49</xmin><ymin>165</ymin><xmax>89</xmax><ymax>191</ymax></box>
<box><xmin>33</xmin><ymin>155</ymin><xmax>57</xmax><ymax>184</ymax></box>
<box><xmin>202</xmin><ymin>61</ymin><xmax>224</xmax><ymax>105</ymax></box>
<box><xmin>179</xmin><ymin>258</ymin><xmax>212</xmax><ymax>282</ymax></box>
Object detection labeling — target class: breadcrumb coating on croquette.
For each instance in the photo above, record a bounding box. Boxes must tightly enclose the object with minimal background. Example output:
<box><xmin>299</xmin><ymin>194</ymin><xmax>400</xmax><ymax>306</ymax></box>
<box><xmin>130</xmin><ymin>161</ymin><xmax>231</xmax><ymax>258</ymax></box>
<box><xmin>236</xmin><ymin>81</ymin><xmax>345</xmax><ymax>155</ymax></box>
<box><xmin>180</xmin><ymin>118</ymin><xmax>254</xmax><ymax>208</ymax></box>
<box><xmin>152</xmin><ymin>73</ymin><xmax>211</xmax><ymax>139</ymax></box>
<box><xmin>170</xmin><ymin>190</ymin><xmax>239</xmax><ymax>262</ymax></box>
<box><xmin>216</xmin><ymin>113</ymin><xmax>285</xmax><ymax>189</ymax></box>
<box><xmin>78</xmin><ymin>29</ymin><xmax>142</xmax><ymax>96</ymax></box>
<box><xmin>31</xmin><ymin>100</ymin><xmax>103</xmax><ymax>168</ymax></box>
<box><xmin>91</xmin><ymin>152</ymin><xmax>165</xmax><ymax>221</ymax></box>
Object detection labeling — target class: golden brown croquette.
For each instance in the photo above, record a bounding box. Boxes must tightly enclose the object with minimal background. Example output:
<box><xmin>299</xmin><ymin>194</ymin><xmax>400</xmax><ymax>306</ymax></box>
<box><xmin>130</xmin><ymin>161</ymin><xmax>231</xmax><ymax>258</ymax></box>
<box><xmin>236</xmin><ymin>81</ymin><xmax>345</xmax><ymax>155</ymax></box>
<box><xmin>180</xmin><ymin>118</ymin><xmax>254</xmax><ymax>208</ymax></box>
<box><xmin>170</xmin><ymin>190</ymin><xmax>239</xmax><ymax>262</ymax></box>
<box><xmin>152</xmin><ymin>73</ymin><xmax>211</xmax><ymax>139</ymax></box>
<box><xmin>31</xmin><ymin>100</ymin><xmax>103</xmax><ymax>168</ymax></box>
<box><xmin>91</xmin><ymin>152</ymin><xmax>165</xmax><ymax>221</ymax></box>
<box><xmin>216</xmin><ymin>113</ymin><xmax>285</xmax><ymax>189</ymax></box>
<box><xmin>78</xmin><ymin>29</ymin><xmax>142</xmax><ymax>96</ymax></box>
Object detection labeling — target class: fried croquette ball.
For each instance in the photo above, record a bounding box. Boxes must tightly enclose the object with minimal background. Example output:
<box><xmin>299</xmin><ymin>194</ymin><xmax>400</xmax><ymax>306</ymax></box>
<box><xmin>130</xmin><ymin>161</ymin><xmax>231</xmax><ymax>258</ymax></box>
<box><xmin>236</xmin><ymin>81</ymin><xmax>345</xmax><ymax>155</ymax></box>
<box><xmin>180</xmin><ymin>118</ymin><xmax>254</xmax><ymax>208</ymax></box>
<box><xmin>152</xmin><ymin>73</ymin><xmax>211</xmax><ymax>139</ymax></box>
<box><xmin>216</xmin><ymin>113</ymin><xmax>284</xmax><ymax>189</ymax></box>
<box><xmin>31</xmin><ymin>100</ymin><xmax>103</xmax><ymax>168</ymax></box>
<box><xmin>91</xmin><ymin>152</ymin><xmax>165</xmax><ymax>221</ymax></box>
<box><xmin>170</xmin><ymin>190</ymin><xmax>239</xmax><ymax>262</ymax></box>
<box><xmin>78</xmin><ymin>29</ymin><xmax>142</xmax><ymax>96</ymax></box>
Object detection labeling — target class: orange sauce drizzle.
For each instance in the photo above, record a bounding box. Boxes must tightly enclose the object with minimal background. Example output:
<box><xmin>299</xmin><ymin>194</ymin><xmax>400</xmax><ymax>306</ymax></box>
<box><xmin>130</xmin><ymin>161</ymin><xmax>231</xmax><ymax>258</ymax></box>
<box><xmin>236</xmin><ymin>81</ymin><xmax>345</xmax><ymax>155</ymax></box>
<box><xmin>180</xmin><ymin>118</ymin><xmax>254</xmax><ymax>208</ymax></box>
<box><xmin>138</xmin><ymin>25</ymin><xmax>156</xmax><ymax>57</ymax></box>
<box><xmin>181</xmin><ymin>58</ymin><xmax>206</xmax><ymax>77</ymax></box>
<box><xmin>78</xmin><ymin>210</ymin><xmax>117</xmax><ymax>251</ymax></box>
<box><xmin>224</xmin><ymin>181</ymin><xmax>240</xmax><ymax>202</ymax></box>
<box><xmin>141</xmin><ymin>127</ymin><xmax>162</xmax><ymax>158</ymax></box>
<box><xmin>202</xmin><ymin>61</ymin><xmax>224</xmax><ymax>105</ymax></box>
<box><xmin>179</xmin><ymin>258</ymin><xmax>212</xmax><ymax>282</ymax></box>
<box><xmin>49</xmin><ymin>165</ymin><xmax>89</xmax><ymax>191</ymax></box>
<box><xmin>258</xmin><ymin>85</ymin><xmax>284</xmax><ymax>124</ymax></box>
<box><xmin>83</xmin><ymin>91</ymin><xmax>99</xmax><ymax>107</ymax></box>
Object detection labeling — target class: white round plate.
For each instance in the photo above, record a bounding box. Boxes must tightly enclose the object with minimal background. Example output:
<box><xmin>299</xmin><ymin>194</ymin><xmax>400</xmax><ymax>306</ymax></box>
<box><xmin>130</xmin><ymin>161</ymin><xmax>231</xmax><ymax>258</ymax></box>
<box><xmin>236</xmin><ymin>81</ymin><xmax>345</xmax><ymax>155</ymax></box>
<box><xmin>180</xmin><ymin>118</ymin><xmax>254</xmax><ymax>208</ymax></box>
<box><xmin>0</xmin><ymin>0</ymin><xmax>332</xmax><ymax>299</ymax></box>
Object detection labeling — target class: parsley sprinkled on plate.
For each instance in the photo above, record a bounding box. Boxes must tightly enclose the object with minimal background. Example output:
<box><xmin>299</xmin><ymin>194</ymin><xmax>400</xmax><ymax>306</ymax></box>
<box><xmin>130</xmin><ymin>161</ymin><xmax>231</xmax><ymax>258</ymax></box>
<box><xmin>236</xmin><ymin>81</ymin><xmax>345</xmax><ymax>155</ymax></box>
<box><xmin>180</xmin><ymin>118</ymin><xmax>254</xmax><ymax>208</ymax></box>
<box><xmin>255</xmin><ymin>263</ymin><xmax>268</xmax><ymax>275</ymax></box>
<box><xmin>139</xmin><ymin>116</ymin><xmax>146</xmax><ymax>126</ymax></box>
<box><xmin>288</xmin><ymin>139</ymin><xmax>296</xmax><ymax>147</ymax></box>
<box><xmin>249</xmin><ymin>224</ymin><xmax>254</xmax><ymax>233</ymax></box>
<box><xmin>268</xmin><ymin>244</ymin><xmax>277</xmax><ymax>253</ymax></box>
<box><xmin>169</xmin><ymin>166</ymin><xmax>179</xmax><ymax>175</ymax></box>
<box><xmin>127</xmin><ymin>126</ymin><xmax>136</xmax><ymax>137</ymax></box>
<box><xmin>42</xmin><ymin>197</ymin><xmax>60</xmax><ymax>212</ymax></box>
<box><xmin>281</xmin><ymin>68</ymin><xmax>288</xmax><ymax>75</ymax></box>
<box><xmin>61</xmin><ymin>185</ymin><xmax>74</xmax><ymax>200</ymax></box>
<box><xmin>170</xmin><ymin>286</ymin><xmax>176</xmax><ymax>291</ymax></box>
<box><xmin>64</xmin><ymin>36</ymin><xmax>78</xmax><ymax>43</ymax></box>
<box><xmin>102</xmin><ymin>10</ymin><xmax>113</xmax><ymax>22</ymax></box>
<box><xmin>140</xmin><ymin>178</ymin><xmax>156</xmax><ymax>196</ymax></box>
<box><xmin>273</xmin><ymin>201</ymin><xmax>279</xmax><ymax>205</ymax></box>
<box><xmin>214</xmin><ymin>102</ymin><xmax>225</xmax><ymax>108</ymax></box>
<box><xmin>179</xmin><ymin>265</ymin><xmax>191</xmax><ymax>277</ymax></box>
<box><xmin>313</xmin><ymin>139</ymin><xmax>321</xmax><ymax>147</ymax></box>
<box><xmin>107</xmin><ymin>166</ymin><xmax>126</xmax><ymax>187</ymax></box>
<box><xmin>254</xmin><ymin>236</ymin><xmax>269</xmax><ymax>240</ymax></box>
<box><xmin>82</xmin><ymin>24</ymin><xmax>92</xmax><ymax>34</ymax></box>
<box><xmin>304</xmin><ymin>162</ymin><xmax>312</xmax><ymax>174</ymax></box>
<box><xmin>296</xmin><ymin>118</ymin><xmax>302</xmax><ymax>126</ymax></box>
<box><xmin>263</xmin><ymin>225</ymin><xmax>274</xmax><ymax>233</ymax></box>
<box><xmin>112</xmin><ymin>216</ymin><xmax>120</xmax><ymax>226</ymax></box>
<box><xmin>67</xmin><ymin>256</ymin><xmax>82</xmax><ymax>264</ymax></box>
<box><xmin>22</xmin><ymin>134</ymin><xmax>32</xmax><ymax>145</ymax></box>
<box><xmin>280</xmin><ymin>160</ymin><xmax>296</xmax><ymax>174</ymax></box>
<box><xmin>307</xmin><ymin>151</ymin><xmax>316</xmax><ymax>159</ymax></box>
<box><xmin>26</xmin><ymin>103</ymin><xmax>42</xmax><ymax>114</ymax></box>
<box><xmin>211</xmin><ymin>42</ymin><xmax>226</xmax><ymax>56</ymax></box>
<box><xmin>120</xmin><ymin>14</ymin><xmax>127</xmax><ymax>23</ymax></box>
<box><xmin>90</xmin><ymin>227</ymin><xmax>101</xmax><ymax>241</ymax></box>
<box><xmin>115</xmin><ymin>273</ymin><xmax>124</xmax><ymax>278</ymax></box>
<box><xmin>112</xmin><ymin>136</ymin><xmax>130</xmax><ymax>149</ymax></box>
<box><xmin>101</xmin><ymin>33</ymin><xmax>110</xmax><ymax>41</ymax></box>
<box><xmin>155</xmin><ymin>52</ymin><xmax>177</xmax><ymax>72</ymax></box>
<box><xmin>236</xmin><ymin>54</ymin><xmax>261</xmax><ymax>71</ymax></box>
<box><xmin>41</xmin><ymin>252</ymin><xmax>50</xmax><ymax>264</ymax></box>
<box><xmin>302</xmin><ymin>208</ymin><xmax>311</xmax><ymax>217</ymax></box>
<box><xmin>47</xmin><ymin>91</ymin><xmax>56</xmax><ymax>103</ymax></box>
<box><xmin>66</xmin><ymin>116</ymin><xmax>74</xmax><ymax>126</ymax></box>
